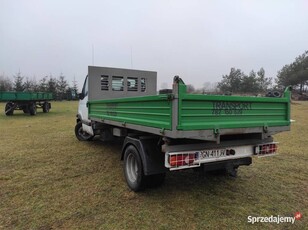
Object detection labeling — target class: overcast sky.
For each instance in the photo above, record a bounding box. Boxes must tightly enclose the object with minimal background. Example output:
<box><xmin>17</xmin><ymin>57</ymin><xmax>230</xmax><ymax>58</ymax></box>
<box><xmin>1</xmin><ymin>0</ymin><xmax>307</xmax><ymax>89</ymax></box>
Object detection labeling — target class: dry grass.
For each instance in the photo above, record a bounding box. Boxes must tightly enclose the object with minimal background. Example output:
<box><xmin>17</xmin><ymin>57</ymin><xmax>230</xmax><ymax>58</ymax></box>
<box><xmin>0</xmin><ymin>101</ymin><xmax>307</xmax><ymax>230</ymax></box>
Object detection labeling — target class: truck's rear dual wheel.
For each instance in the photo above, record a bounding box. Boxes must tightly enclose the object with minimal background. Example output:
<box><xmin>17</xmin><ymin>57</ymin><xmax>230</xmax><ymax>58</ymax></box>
<box><xmin>124</xmin><ymin>145</ymin><xmax>146</xmax><ymax>191</ymax></box>
<box><xmin>75</xmin><ymin>121</ymin><xmax>94</xmax><ymax>141</ymax></box>
<box><xmin>124</xmin><ymin>145</ymin><xmax>165</xmax><ymax>191</ymax></box>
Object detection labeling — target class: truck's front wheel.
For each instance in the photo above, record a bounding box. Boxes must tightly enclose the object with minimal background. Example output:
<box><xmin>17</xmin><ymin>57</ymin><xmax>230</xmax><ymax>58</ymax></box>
<box><xmin>124</xmin><ymin>145</ymin><xmax>145</xmax><ymax>192</ymax></box>
<box><xmin>75</xmin><ymin>121</ymin><xmax>94</xmax><ymax>141</ymax></box>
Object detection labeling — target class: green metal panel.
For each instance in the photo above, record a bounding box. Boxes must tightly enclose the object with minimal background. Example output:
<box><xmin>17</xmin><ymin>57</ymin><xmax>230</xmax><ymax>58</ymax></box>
<box><xmin>89</xmin><ymin>94</ymin><xmax>173</xmax><ymax>130</ymax></box>
<box><xmin>0</xmin><ymin>91</ymin><xmax>53</xmax><ymax>101</ymax></box>
<box><xmin>36</xmin><ymin>93</ymin><xmax>42</xmax><ymax>100</ymax></box>
<box><xmin>0</xmin><ymin>92</ymin><xmax>17</xmax><ymax>100</ymax></box>
<box><xmin>16</xmin><ymin>92</ymin><xmax>32</xmax><ymax>100</ymax></box>
<box><xmin>177</xmin><ymin>82</ymin><xmax>291</xmax><ymax>130</ymax></box>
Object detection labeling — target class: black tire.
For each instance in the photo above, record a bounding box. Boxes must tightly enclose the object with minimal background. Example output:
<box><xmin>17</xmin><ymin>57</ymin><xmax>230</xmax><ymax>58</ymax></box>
<box><xmin>43</xmin><ymin>102</ymin><xmax>50</xmax><ymax>113</ymax></box>
<box><xmin>74</xmin><ymin>121</ymin><xmax>94</xmax><ymax>141</ymax></box>
<box><xmin>29</xmin><ymin>103</ymin><xmax>37</xmax><ymax>115</ymax></box>
<box><xmin>146</xmin><ymin>173</ymin><xmax>166</xmax><ymax>188</ymax></box>
<box><xmin>5</xmin><ymin>102</ymin><xmax>14</xmax><ymax>116</ymax></box>
<box><xmin>124</xmin><ymin>145</ymin><xmax>146</xmax><ymax>192</ymax></box>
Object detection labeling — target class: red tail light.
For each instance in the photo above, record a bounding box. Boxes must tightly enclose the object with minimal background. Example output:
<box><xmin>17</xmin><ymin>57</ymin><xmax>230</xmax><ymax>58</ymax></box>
<box><xmin>169</xmin><ymin>154</ymin><xmax>195</xmax><ymax>167</ymax></box>
<box><xmin>255</xmin><ymin>143</ymin><xmax>278</xmax><ymax>155</ymax></box>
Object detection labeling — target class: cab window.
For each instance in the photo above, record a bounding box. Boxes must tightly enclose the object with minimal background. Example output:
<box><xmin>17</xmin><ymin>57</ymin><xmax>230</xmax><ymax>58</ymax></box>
<box><xmin>82</xmin><ymin>75</ymin><xmax>89</xmax><ymax>96</ymax></box>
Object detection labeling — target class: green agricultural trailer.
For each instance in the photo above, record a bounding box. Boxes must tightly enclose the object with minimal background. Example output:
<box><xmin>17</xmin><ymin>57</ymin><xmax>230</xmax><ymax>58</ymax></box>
<box><xmin>75</xmin><ymin>66</ymin><xmax>291</xmax><ymax>191</ymax></box>
<box><xmin>0</xmin><ymin>91</ymin><xmax>52</xmax><ymax>116</ymax></box>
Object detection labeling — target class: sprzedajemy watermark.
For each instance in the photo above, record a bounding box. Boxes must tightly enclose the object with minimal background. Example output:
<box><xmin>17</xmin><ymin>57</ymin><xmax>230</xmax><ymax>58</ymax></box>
<box><xmin>247</xmin><ymin>212</ymin><xmax>302</xmax><ymax>224</ymax></box>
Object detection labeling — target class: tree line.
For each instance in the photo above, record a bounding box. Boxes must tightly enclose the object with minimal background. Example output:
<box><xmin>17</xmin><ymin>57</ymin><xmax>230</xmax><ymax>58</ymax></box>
<box><xmin>216</xmin><ymin>50</ymin><xmax>308</xmax><ymax>95</ymax></box>
<box><xmin>217</xmin><ymin>67</ymin><xmax>271</xmax><ymax>94</ymax></box>
<box><xmin>0</xmin><ymin>72</ymin><xmax>79</xmax><ymax>100</ymax></box>
<box><xmin>2</xmin><ymin>50</ymin><xmax>307</xmax><ymax>97</ymax></box>
<box><xmin>276</xmin><ymin>51</ymin><xmax>308</xmax><ymax>93</ymax></box>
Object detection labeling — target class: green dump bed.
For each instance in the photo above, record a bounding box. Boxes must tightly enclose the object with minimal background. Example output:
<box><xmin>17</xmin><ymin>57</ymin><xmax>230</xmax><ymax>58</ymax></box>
<box><xmin>0</xmin><ymin>91</ymin><xmax>53</xmax><ymax>101</ymax></box>
<box><xmin>88</xmin><ymin>78</ymin><xmax>291</xmax><ymax>141</ymax></box>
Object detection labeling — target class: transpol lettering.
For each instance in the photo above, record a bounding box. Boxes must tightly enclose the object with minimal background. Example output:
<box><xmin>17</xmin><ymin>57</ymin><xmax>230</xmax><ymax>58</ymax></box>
<box><xmin>212</xmin><ymin>101</ymin><xmax>252</xmax><ymax>116</ymax></box>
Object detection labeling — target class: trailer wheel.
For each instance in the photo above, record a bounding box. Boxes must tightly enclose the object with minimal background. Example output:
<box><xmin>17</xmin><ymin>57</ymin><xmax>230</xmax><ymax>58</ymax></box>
<box><xmin>43</xmin><ymin>102</ymin><xmax>50</xmax><ymax>113</ymax></box>
<box><xmin>29</xmin><ymin>103</ymin><xmax>37</xmax><ymax>115</ymax></box>
<box><xmin>124</xmin><ymin>145</ymin><xmax>146</xmax><ymax>191</ymax></box>
<box><xmin>5</xmin><ymin>102</ymin><xmax>14</xmax><ymax>116</ymax></box>
<box><xmin>74</xmin><ymin>121</ymin><xmax>94</xmax><ymax>141</ymax></box>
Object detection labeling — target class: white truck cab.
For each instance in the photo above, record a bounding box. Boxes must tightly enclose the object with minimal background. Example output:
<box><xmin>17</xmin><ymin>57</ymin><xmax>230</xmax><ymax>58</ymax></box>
<box><xmin>75</xmin><ymin>75</ymin><xmax>94</xmax><ymax>140</ymax></box>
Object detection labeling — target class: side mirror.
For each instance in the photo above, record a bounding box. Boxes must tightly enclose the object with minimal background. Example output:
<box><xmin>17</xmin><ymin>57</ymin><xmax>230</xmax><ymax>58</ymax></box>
<box><xmin>78</xmin><ymin>93</ymin><xmax>85</xmax><ymax>100</ymax></box>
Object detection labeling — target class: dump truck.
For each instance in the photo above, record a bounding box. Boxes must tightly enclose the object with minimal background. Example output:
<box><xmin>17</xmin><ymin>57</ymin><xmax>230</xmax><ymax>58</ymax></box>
<box><xmin>0</xmin><ymin>91</ymin><xmax>52</xmax><ymax>116</ymax></box>
<box><xmin>75</xmin><ymin>66</ymin><xmax>291</xmax><ymax>191</ymax></box>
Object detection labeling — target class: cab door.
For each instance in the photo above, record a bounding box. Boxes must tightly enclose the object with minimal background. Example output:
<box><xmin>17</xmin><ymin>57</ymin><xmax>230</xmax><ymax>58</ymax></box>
<box><xmin>78</xmin><ymin>75</ymin><xmax>94</xmax><ymax>136</ymax></box>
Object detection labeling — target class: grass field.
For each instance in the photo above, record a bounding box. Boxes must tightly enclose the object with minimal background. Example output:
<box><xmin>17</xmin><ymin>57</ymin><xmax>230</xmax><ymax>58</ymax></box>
<box><xmin>0</xmin><ymin>101</ymin><xmax>307</xmax><ymax>230</ymax></box>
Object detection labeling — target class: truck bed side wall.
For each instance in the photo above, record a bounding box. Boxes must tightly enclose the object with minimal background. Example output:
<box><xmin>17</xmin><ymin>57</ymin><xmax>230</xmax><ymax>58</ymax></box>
<box><xmin>89</xmin><ymin>95</ymin><xmax>173</xmax><ymax>130</ymax></box>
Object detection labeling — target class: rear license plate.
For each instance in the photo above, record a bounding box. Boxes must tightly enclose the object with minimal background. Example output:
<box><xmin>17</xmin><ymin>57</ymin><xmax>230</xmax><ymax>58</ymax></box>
<box><xmin>198</xmin><ymin>149</ymin><xmax>226</xmax><ymax>160</ymax></box>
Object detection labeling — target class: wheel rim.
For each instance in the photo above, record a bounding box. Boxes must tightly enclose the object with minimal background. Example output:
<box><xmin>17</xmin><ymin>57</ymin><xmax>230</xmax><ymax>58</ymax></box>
<box><xmin>126</xmin><ymin>152</ymin><xmax>138</xmax><ymax>183</ymax></box>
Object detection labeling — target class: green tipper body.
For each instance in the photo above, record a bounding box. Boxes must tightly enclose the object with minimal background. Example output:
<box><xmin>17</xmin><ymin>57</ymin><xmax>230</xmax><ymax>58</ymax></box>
<box><xmin>88</xmin><ymin>79</ymin><xmax>291</xmax><ymax>138</ymax></box>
